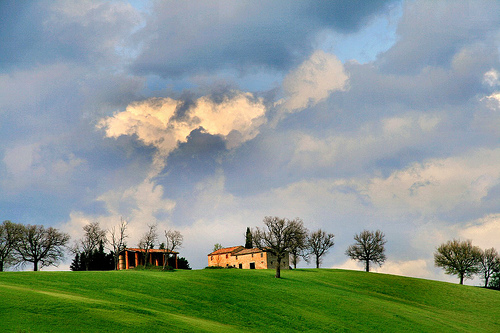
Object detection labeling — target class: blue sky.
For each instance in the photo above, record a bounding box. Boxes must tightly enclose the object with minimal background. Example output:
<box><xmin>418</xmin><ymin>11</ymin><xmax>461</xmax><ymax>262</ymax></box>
<box><xmin>1</xmin><ymin>0</ymin><xmax>499</xmax><ymax>283</ymax></box>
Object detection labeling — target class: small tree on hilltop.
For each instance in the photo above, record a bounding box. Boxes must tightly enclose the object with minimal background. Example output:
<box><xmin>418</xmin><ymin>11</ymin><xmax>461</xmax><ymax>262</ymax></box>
<box><xmin>478</xmin><ymin>247</ymin><xmax>500</xmax><ymax>288</ymax></box>
<box><xmin>288</xmin><ymin>219</ymin><xmax>308</xmax><ymax>269</ymax></box>
<box><xmin>245</xmin><ymin>227</ymin><xmax>253</xmax><ymax>249</ymax></box>
<box><xmin>307</xmin><ymin>229</ymin><xmax>335</xmax><ymax>269</ymax></box>
<box><xmin>15</xmin><ymin>225</ymin><xmax>70</xmax><ymax>271</ymax></box>
<box><xmin>0</xmin><ymin>221</ymin><xmax>22</xmax><ymax>271</ymax></box>
<box><xmin>434</xmin><ymin>239</ymin><xmax>482</xmax><ymax>285</ymax></box>
<box><xmin>74</xmin><ymin>221</ymin><xmax>107</xmax><ymax>271</ymax></box>
<box><xmin>138</xmin><ymin>224</ymin><xmax>158</xmax><ymax>267</ymax></box>
<box><xmin>345</xmin><ymin>230</ymin><xmax>386</xmax><ymax>272</ymax></box>
<box><xmin>253</xmin><ymin>216</ymin><xmax>308</xmax><ymax>278</ymax></box>
<box><xmin>163</xmin><ymin>229</ymin><xmax>183</xmax><ymax>269</ymax></box>
<box><xmin>108</xmin><ymin>218</ymin><xmax>128</xmax><ymax>270</ymax></box>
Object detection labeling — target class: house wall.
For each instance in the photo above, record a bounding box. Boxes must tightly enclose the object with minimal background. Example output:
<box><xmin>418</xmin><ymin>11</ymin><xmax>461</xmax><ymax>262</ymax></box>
<box><xmin>208</xmin><ymin>250</ymin><xmax>290</xmax><ymax>270</ymax></box>
<box><xmin>208</xmin><ymin>253</ymin><xmax>235</xmax><ymax>267</ymax></box>
<box><xmin>234</xmin><ymin>252</ymin><xmax>268</xmax><ymax>269</ymax></box>
<box><xmin>266</xmin><ymin>252</ymin><xmax>290</xmax><ymax>270</ymax></box>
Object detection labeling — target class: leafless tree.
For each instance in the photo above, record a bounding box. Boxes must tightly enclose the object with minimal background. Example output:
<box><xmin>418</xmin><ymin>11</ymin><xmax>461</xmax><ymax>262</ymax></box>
<box><xmin>138</xmin><ymin>224</ymin><xmax>158</xmax><ymax>267</ymax></box>
<box><xmin>345</xmin><ymin>230</ymin><xmax>387</xmax><ymax>272</ymax></box>
<box><xmin>163</xmin><ymin>229</ymin><xmax>183</xmax><ymax>269</ymax></box>
<box><xmin>253</xmin><ymin>216</ymin><xmax>308</xmax><ymax>278</ymax></box>
<box><xmin>0</xmin><ymin>221</ymin><xmax>22</xmax><ymax>271</ymax></box>
<box><xmin>75</xmin><ymin>221</ymin><xmax>107</xmax><ymax>271</ymax></box>
<box><xmin>307</xmin><ymin>229</ymin><xmax>335</xmax><ymax>269</ymax></box>
<box><xmin>478</xmin><ymin>247</ymin><xmax>500</xmax><ymax>287</ymax></box>
<box><xmin>434</xmin><ymin>239</ymin><xmax>482</xmax><ymax>285</ymax></box>
<box><xmin>15</xmin><ymin>224</ymin><xmax>70</xmax><ymax>271</ymax></box>
<box><xmin>287</xmin><ymin>219</ymin><xmax>308</xmax><ymax>269</ymax></box>
<box><xmin>109</xmin><ymin>218</ymin><xmax>128</xmax><ymax>270</ymax></box>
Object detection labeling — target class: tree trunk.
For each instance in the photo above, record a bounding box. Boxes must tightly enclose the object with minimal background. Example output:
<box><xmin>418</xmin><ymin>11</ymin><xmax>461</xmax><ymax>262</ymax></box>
<box><xmin>34</xmin><ymin>260</ymin><xmax>39</xmax><ymax>271</ymax></box>
<box><xmin>459</xmin><ymin>274</ymin><xmax>464</xmax><ymax>285</ymax></box>
<box><xmin>365</xmin><ymin>260</ymin><xmax>369</xmax><ymax>272</ymax></box>
<box><xmin>316</xmin><ymin>257</ymin><xmax>320</xmax><ymax>269</ymax></box>
<box><xmin>275</xmin><ymin>259</ymin><xmax>281</xmax><ymax>278</ymax></box>
<box><xmin>0</xmin><ymin>260</ymin><xmax>4</xmax><ymax>272</ymax></box>
<box><xmin>485</xmin><ymin>277</ymin><xmax>489</xmax><ymax>288</ymax></box>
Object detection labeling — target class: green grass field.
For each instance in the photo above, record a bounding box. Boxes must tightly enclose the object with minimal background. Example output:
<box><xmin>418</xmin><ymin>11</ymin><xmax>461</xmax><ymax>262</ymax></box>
<box><xmin>0</xmin><ymin>268</ymin><xmax>498</xmax><ymax>332</ymax></box>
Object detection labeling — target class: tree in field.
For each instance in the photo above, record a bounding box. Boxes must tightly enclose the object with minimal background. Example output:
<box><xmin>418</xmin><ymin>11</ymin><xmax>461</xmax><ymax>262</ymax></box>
<box><xmin>253</xmin><ymin>216</ymin><xmax>308</xmax><ymax>278</ymax></box>
<box><xmin>345</xmin><ymin>230</ymin><xmax>387</xmax><ymax>272</ymax></box>
<box><xmin>0</xmin><ymin>221</ymin><xmax>22</xmax><ymax>271</ymax></box>
<box><xmin>138</xmin><ymin>224</ymin><xmax>158</xmax><ymax>267</ymax></box>
<box><xmin>245</xmin><ymin>227</ymin><xmax>253</xmax><ymax>249</ymax></box>
<box><xmin>478</xmin><ymin>247</ymin><xmax>500</xmax><ymax>288</ymax></box>
<box><xmin>74</xmin><ymin>221</ymin><xmax>107</xmax><ymax>271</ymax></box>
<box><xmin>211</xmin><ymin>243</ymin><xmax>223</xmax><ymax>266</ymax></box>
<box><xmin>288</xmin><ymin>219</ymin><xmax>308</xmax><ymax>269</ymax></box>
<box><xmin>434</xmin><ymin>239</ymin><xmax>482</xmax><ymax>285</ymax></box>
<box><xmin>177</xmin><ymin>257</ymin><xmax>191</xmax><ymax>270</ymax></box>
<box><xmin>163</xmin><ymin>229</ymin><xmax>183</xmax><ymax>269</ymax></box>
<box><xmin>15</xmin><ymin>225</ymin><xmax>70</xmax><ymax>271</ymax></box>
<box><xmin>109</xmin><ymin>218</ymin><xmax>128</xmax><ymax>270</ymax></box>
<box><xmin>307</xmin><ymin>229</ymin><xmax>335</xmax><ymax>269</ymax></box>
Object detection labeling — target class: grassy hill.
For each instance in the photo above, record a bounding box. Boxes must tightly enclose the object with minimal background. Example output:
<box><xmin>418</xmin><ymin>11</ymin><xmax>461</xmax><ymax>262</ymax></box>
<box><xmin>0</xmin><ymin>268</ymin><xmax>499</xmax><ymax>332</ymax></box>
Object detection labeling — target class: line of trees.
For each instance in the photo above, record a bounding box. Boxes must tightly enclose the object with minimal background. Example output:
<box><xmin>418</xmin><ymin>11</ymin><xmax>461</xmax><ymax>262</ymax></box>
<box><xmin>0</xmin><ymin>220</ymin><xmax>70</xmax><ymax>271</ymax></box>
<box><xmin>434</xmin><ymin>239</ymin><xmax>500</xmax><ymax>287</ymax></box>
<box><xmin>249</xmin><ymin>217</ymin><xmax>388</xmax><ymax>278</ymax></box>
<box><xmin>250</xmin><ymin>217</ymin><xmax>381</xmax><ymax>278</ymax></box>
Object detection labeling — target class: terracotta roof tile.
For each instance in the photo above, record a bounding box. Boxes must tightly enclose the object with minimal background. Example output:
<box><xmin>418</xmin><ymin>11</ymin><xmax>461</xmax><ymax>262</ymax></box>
<box><xmin>208</xmin><ymin>246</ymin><xmax>244</xmax><ymax>256</ymax></box>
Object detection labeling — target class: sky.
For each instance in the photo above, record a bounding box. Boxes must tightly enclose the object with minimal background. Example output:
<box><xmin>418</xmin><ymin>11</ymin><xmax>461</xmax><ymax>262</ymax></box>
<box><xmin>1</xmin><ymin>0</ymin><xmax>499</xmax><ymax>284</ymax></box>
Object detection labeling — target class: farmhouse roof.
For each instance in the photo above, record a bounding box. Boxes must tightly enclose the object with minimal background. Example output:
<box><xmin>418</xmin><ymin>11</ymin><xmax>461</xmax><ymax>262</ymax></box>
<box><xmin>236</xmin><ymin>248</ymin><xmax>265</xmax><ymax>255</ymax></box>
<box><xmin>208</xmin><ymin>246</ymin><xmax>245</xmax><ymax>256</ymax></box>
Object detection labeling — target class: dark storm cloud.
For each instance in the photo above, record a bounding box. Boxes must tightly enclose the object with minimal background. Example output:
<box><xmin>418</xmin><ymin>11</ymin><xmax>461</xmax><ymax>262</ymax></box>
<box><xmin>0</xmin><ymin>0</ymin><xmax>141</xmax><ymax>71</ymax></box>
<box><xmin>130</xmin><ymin>0</ymin><xmax>397</xmax><ymax>77</ymax></box>
<box><xmin>377</xmin><ymin>0</ymin><xmax>500</xmax><ymax>74</ymax></box>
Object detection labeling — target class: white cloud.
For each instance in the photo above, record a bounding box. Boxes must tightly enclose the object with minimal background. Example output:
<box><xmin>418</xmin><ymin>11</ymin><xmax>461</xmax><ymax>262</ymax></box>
<box><xmin>98</xmin><ymin>92</ymin><xmax>266</xmax><ymax>177</ymax></box>
<box><xmin>483</xmin><ymin>69</ymin><xmax>500</xmax><ymax>87</ymax></box>
<box><xmin>459</xmin><ymin>214</ymin><xmax>500</xmax><ymax>249</ymax></box>
<box><xmin>289</xmin><ymin>112</ymin><xmax>442</xmax><ymax>172</ymax></box>
<box><xmin>2</xmin><ymin>143</ymin><xmax>86</xmax><ymax>193</ymax></box>
<box><xmin>364</xmin><ymin>148</ymin><xmax>500</xmax><ymax>216</ymax></box>
<box><xmin>282</xmin><ymin>50</ymin><xmax>348</xmax><ymax>112</ymax></box>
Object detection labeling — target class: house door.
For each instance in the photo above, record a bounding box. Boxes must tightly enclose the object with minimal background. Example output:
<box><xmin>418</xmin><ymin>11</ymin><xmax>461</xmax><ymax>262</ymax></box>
<box><xmin>250</xmin><ymin>262</ymin><xmax>255</xmax><ymax>269</ymax></box>
<box><xmin>238</xmin><ymin>263</ymin><xmax>242</xmax><ymax>269</ymax></box>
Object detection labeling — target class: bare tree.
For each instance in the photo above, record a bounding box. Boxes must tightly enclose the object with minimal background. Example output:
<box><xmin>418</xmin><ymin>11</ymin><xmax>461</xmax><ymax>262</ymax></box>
<box><xmin>345</xmin><ymin>230</ymin><xmax>387</xmax><ymax>272</ymax></box>
<box><xmin>15</xmin><ymin>225</ymin><xmax>70</xmax><ymax>271</ymax></box>
<box><xmin>109</xmin><ymin>218</ymin><xmax>128</xmax><ymax>270</ymax></box>
<box><xmin>253</xmin><ymin>216</ymin><xmax>308</xmax><ymax>278</ymax></box>
<box><xmin>0</xmin><ymin>221</ymin><xmax>22</xmax><ymax>271</ymax></box>
<box><xmin>288</xmin><ymin>219</ymin><xmax>308</xmax><ymax>269</ymax></box>
<box><xmin>75</xmin><ymin>221</ymin><xmax>107</xmax><ymax>271</ymax></box>
<box><xmin>478</xmin><ymin>247</ymin><xmax>500</xmax><ymax>288</ymax></box>
<box><xmin>434</xmin><ymin>239</ymin><xmax>482</xmax><ymax>285</ymax></box>
<box><xmin>138</xmin><ymin>224</ymin><xmax>158</xmax><ymax>267</ymax></box>
<box><xmin>307</xmin><ymin>229</ymin><xmax>335</xmax><ymax>269</ymax></box>
<box><xmin>163</xmin><ymin>229</ymin><xmax>183</xmax><ymax>269</ymax></box>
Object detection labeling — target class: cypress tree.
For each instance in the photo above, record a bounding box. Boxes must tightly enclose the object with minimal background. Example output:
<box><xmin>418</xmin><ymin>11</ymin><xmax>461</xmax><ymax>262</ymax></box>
<box><xmin>245</xmin><ymin>227</ymin><xmax>253</xmax><ymax>249</ymax></box>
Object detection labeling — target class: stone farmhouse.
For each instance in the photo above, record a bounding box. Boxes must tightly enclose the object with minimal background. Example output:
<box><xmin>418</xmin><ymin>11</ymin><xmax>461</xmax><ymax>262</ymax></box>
<box><xmin>207</xmin><ymin>246</ymin><xmax>290</xmax><ymax>270</ymax></box>
<box><xmin>118</xmin><ymin>248</ymin><xmax>179</xmax><ymax>270</ymax></box>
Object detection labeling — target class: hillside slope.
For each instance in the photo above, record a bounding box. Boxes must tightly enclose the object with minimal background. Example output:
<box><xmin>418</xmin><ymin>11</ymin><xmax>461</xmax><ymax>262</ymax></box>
<box><xmin>0</xmin><ymin>269</ymin><xmax>498</xmax><ymax>332</ymax></box>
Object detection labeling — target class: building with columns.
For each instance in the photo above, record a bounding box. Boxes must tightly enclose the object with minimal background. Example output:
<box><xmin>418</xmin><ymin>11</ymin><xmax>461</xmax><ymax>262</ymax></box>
<box><xmin>118</xmin><ymin>248</ymin><xmax>179</xmax><ymax>270</ymax></box>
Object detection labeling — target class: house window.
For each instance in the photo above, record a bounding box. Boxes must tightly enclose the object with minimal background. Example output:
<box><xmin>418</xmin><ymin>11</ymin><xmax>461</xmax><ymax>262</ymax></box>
<box><xmin>251</xmin><ymin>253</ymin><xmax>254</xmax><ymax>257</ymax></box>
<box><xmin>211</xmin><ymin>256</ymin><xmax>213</xmax><ymax>260</ymax></box>
<box><xmin>236</xmin><ymin>256</ymin><xmax>238</xmax><ymax>260</ymax></box>
<box><xmin>226</xmin><ymin>254</ymin><xmax>228</xmax><ymax>258</ymax></box>
<box><xmin>261</xmin><ymin>253</ymin><xmax>263</xmax><ymax>257</ymax></box>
